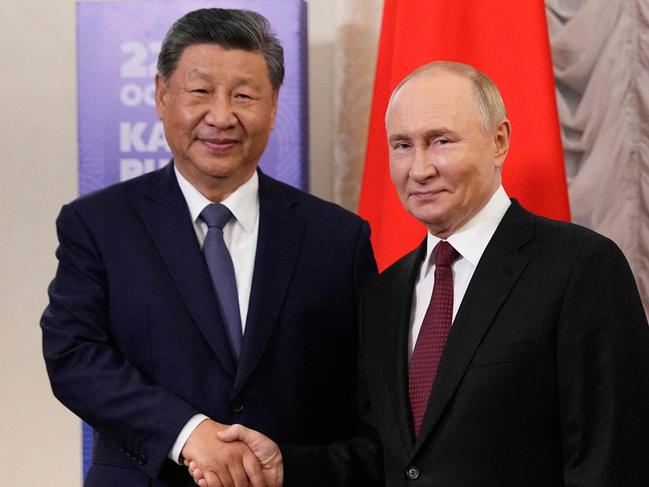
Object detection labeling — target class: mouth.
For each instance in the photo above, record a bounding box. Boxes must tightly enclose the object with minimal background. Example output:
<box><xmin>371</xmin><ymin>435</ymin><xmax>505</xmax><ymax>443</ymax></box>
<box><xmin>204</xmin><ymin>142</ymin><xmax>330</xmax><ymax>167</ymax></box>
<box><xmin>198</xmin><ymin>137</ymin><xmax>240</xmax><ymax>152</ymax></box>
<box><xmin>409</xmin><ymin>189</ymin><xmax>447</xmax><ymax>201</ymax></box>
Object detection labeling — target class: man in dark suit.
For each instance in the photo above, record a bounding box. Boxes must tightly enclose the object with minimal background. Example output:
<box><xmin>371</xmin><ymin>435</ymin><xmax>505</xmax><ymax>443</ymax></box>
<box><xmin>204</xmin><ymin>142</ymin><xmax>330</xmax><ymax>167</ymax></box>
<box><xmin>201</xmin><ymin>61</ymin><xmax>649</xmax><ymax>487</ymax></box>
<box><xmin>41</xmin><ymin>8</ymin><xmax>376</xmax><ymax>487</ymax></box>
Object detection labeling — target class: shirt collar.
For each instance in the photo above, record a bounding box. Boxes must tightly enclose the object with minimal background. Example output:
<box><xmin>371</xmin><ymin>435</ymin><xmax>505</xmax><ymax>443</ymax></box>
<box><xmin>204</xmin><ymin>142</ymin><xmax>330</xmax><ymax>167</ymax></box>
<box><xmin>174</xmin><ymin>165</ymin><xmax>260</xmax><ymax>234</ymax></box>
<box><xmin>423</xmin><ymin>185</ymin><xmax>511</xmax><ymax>273</ymax></box>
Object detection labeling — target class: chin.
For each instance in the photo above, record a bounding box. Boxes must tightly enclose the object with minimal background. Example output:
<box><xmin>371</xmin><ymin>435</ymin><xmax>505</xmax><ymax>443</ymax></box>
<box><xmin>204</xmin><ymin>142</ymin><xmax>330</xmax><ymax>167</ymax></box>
<box><xmin>194</xmin><ymin>160</ymin><xmax>244</xmax><ymax>177</ymax></box>
<box><xmin>408</xmin><ymin>205</ymin><xmax>443</xmax><ymax>225</ymax></box>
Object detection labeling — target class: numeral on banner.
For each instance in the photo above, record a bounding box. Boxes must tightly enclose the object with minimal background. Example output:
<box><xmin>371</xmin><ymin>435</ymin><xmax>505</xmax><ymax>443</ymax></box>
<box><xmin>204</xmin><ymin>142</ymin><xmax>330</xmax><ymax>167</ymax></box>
<box><xmin>120</xmin><ymin>41</ymin><xmax>161</xmax><ymax>78</ymax></box>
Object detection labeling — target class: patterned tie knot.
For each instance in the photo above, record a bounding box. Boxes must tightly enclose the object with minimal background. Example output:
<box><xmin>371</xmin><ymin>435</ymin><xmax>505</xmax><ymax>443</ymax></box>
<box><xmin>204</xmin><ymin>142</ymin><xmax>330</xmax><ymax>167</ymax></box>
<box><xmin>433</xmin><ymin>241</ymin><xmax>460</xmax><ymax>268</ymax></box>
<box><xmin>200</xmin><ymin>203</ymin><xmax>233</xmax><ymax>230</ymax></box>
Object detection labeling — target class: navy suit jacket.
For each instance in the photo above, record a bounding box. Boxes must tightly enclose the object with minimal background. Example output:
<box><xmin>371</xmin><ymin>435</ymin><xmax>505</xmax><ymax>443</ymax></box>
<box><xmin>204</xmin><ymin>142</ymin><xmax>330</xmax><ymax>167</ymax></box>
<box><xmin>41</xmin><ymin>164</ymin><xmax>377</xmax><ymax>486</ymax></box>
<box><xmin>284</xmin><ymin>201</ymin><xmax>649</xmax><ymax>487</ymax></box>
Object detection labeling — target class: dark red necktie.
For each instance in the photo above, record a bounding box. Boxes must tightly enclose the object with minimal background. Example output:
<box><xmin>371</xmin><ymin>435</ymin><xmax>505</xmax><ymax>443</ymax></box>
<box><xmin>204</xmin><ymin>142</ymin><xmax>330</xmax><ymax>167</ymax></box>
<box><xmin>409</xmin><ymin>241</ymin><xmax>461</xmax><ymax>436</ymax></box>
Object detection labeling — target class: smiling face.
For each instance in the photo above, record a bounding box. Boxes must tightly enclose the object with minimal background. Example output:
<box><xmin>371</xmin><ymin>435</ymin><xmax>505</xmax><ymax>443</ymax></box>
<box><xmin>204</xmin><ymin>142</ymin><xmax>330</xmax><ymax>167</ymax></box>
<box><xmin>156</xmin><ymin>43</ymin><xmax>278</xmax><ymax>201</ymax></box>
<box><xmin>386</xmin><ymin>71</ymin><xmax>510</xmax><ymax>238</ymax></box>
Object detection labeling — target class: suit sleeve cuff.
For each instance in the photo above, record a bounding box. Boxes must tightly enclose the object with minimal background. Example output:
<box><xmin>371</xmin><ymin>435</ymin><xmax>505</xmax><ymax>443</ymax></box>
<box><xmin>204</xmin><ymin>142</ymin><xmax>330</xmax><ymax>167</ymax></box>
<box><xmin>168</xmin><ymin>414</ymin><xmax>209</xmax><ymax>464</ymax></box>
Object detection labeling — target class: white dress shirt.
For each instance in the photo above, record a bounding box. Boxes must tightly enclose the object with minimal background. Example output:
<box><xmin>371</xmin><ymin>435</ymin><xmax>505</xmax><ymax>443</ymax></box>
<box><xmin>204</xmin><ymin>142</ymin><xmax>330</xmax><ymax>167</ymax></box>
<box><xmin>175</xmin><ymin>167</ymin><xmax>260</xmax><ymax>331</ymax></box>
<box><xmin>409</xmin><ymin>186</ymin><xmax>511</xmax><ymax>358</ymax></box>
<box><xmin>169</xmin><ymin>166</ymin><xmax>260</xmax><ymax>463</ymax></box>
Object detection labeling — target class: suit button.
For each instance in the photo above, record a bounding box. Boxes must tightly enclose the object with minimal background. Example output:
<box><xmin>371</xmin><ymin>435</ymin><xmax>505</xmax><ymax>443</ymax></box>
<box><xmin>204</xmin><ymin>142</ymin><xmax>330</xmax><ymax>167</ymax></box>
<box><xmin>230</xmin><ymin>398</ymin><xmax>245</xmax><ymax>413</ymax></box>
<box><xmin>406</xmin><ymin>466</ymin><xmax>419</xmax><ymax>480</ymax></box>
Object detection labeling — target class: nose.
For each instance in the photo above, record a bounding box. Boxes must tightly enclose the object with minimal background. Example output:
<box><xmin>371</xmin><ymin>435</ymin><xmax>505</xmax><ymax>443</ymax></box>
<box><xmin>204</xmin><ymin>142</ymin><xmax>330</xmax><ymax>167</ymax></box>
<box><xmin>203</xmin><ymin>94</ymin><xmax>238</xmax><ymax>129</ymax></box>
<box><xmin>409</xmin><ymin>147</ymin><xmax>438</xmax><ymax>183</ymax></box>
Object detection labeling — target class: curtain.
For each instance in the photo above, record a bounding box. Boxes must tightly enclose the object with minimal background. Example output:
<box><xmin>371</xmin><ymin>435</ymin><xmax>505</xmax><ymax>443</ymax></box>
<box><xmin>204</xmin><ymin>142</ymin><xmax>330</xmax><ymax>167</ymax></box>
<box><xmin>330</xmin><ymin>0</ymin><xmax>383</xmax><ymax>210</ymax></box>
<box><xmin>547</xmin><ymin>0</ymin><xmax>649</xmax><ymax>312</ymax></box>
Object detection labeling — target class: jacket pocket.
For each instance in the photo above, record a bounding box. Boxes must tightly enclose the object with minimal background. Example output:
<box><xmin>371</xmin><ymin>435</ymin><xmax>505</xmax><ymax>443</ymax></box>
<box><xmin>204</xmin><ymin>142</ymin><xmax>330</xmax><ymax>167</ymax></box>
<box><xmin>469</xmin><ymin>339</ymin><xmax>538</xmax><ymax>367</ymax></box>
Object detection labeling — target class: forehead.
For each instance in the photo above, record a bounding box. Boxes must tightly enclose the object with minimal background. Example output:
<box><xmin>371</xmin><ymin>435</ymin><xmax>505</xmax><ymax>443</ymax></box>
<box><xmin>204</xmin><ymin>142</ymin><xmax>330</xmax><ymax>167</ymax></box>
<box><xmin>386</xmin><ymin>72</ymin><xmax>478</xmax><ymax>132</ymax></box>
<box><xmin>173</xmin><ymin>44</ymin><xmax>270</xmax><ymax>85</ymax></box>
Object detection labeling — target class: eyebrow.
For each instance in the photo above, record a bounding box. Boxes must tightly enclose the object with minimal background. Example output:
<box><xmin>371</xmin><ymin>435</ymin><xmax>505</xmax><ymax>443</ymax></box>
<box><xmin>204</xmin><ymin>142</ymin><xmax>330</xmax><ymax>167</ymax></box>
<box><xmin>186</xmin><ymin>69</ymin><xmax>212</xmax><ymax>81</ymax></box>
<box><xmin>388</xmin><ymin>127</ymin><xmax>457</xmax><ymax>144</ymax></box>
<box><xmin>388</xmin><ymin>134</ymin><xmax>411</xmax><ymax>144</ymax></box>
<box><xmin>185</xmin><ymin>69</ymin><xmax>261</xmax><ymax>89</ymax></box>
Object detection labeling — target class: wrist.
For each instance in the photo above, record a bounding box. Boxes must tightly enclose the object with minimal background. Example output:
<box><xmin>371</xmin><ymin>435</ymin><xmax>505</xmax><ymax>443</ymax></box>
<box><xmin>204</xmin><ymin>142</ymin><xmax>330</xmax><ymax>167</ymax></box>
<box><xmin>172</xmin><ymin>414</ymin><xmax>209</xmax><ymax>464</ymax></box>
<box><xmin>182</xmin><ymin>418</ymin><xmax>225</xmax><ymax>461</ymax></box>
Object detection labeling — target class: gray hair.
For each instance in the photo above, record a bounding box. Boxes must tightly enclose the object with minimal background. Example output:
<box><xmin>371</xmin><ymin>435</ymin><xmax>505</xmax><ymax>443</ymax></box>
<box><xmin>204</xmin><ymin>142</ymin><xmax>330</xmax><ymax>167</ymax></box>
<box><xmin>387</xmin><ymin>61</ymin><xmax>507</xmax><ymax>134</ymax></box>
<box><xmin>157</xmin><ymin>8</ymin><xmax>284</xmax><ymax>91</ymax></box>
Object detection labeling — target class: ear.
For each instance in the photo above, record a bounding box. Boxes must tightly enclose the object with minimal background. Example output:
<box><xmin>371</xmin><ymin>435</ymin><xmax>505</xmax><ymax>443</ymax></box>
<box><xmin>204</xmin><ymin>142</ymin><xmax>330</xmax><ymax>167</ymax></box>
<box><xmin>155</xmin><ymin>74</ymin><xmax>168</xmax><ymax>120</ymax></box>
<box><xmin>493</xmin><ymin>119</ymin><xmax>511</xmax><ymax>168</ymax></box>
<box><xmin>269</xmin><ymin>90</ymin><xmax>279</xmax><ymax>130</ymax></box>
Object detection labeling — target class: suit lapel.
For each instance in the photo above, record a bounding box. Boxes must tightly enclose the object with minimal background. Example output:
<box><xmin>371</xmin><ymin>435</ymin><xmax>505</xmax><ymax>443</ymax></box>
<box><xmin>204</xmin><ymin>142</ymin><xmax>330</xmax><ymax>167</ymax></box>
<box><xmin>134</xmin><ymin>164</ymin><xmax>237</xmax><ymax>378</ymax></box>
<box><xmin>233</xmin><ymin>173</ymin><xmax>306</xmax><ymax>393</ymax></box>
<box><xmin>378</xmin><ymin>242</ymin><xmax>427</xmax><ymax>451</ymax></box>
<box><xmin>412</xmin><ymin>202</ymin><xmax>534</xmax><ymax>454</ymax></box>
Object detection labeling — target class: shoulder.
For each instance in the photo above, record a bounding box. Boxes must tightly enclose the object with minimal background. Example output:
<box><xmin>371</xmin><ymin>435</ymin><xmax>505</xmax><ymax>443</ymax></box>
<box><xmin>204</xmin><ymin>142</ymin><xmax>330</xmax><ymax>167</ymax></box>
<box><xmin>54</xmin><ymin>167</ymin><xmax>169</xmax><ymax>238</ymax></box>
<box><xmin>533</xmin><ymin>214</ymin><xmax>624</xmax><ymax>263</ymax></box>
<box><xmin>504</xmin><ymin>201</ymin><xmax>625</xmax><ymax>264</ymax></box>
<box><xmin>259</xmin><ymin>172</ymin><xmax>368</xmax><ymax>228</ymax></box>
<box><xmin>499</xmin><ymin>206</ymin><xmax>639</xmax><ymax>306</ymax></box>
<box><xmin>259</xmin><ymin>174</ymin><xmax>377</xmax><ymax>277</ymax></box>
<box><xmin>66</xmin><ymin>166</ymin><xmax>165</xmax><ymax>216</ymax></box>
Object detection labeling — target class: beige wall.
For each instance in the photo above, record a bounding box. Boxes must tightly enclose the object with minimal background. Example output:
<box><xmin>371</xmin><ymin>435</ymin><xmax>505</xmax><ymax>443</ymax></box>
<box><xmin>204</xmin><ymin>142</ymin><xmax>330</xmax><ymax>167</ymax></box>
<box><xmin>0</xmin><ymin>1</ymin><xmax>344</xmax><ymax>484</ymax></box>
<box><xmin>0</xmin><ymin>0</ymin><xmax>81</xmax><ymax>485</ymax></box>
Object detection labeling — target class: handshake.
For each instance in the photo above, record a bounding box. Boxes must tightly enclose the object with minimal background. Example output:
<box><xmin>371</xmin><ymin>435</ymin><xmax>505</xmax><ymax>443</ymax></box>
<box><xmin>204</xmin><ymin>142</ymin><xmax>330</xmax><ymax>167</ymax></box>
<box><xmin>182</xmin><ymin>419</ymin><xmax>284</xmax><ymax>487</ymax></box>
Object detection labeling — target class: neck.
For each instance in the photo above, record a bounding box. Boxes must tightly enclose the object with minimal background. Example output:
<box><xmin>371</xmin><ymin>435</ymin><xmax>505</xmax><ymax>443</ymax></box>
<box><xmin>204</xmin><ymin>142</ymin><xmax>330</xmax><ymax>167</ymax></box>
<box><xmin>176</xmin><ymin>165</ymin><xmax>256</xmax><ymax>203</ymax></box>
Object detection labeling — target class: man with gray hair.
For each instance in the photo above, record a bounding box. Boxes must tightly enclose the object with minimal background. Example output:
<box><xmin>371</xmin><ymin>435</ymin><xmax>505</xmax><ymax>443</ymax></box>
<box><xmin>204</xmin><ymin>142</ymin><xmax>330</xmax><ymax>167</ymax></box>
<box><xmin>196</xmin><ymin>61</ymin><xmax>649</xmax><ymax>487</ymax></box>
<box><xmin>41</xmin><ymin>8</ymin><xmax>376</xmax><ymax>487</ymax></box>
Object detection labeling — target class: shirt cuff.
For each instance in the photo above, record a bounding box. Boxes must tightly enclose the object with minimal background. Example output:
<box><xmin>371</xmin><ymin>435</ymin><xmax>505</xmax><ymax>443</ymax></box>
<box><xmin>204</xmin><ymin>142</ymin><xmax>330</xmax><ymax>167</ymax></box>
<box><xmin>169</xmin><ymin>414</ymin><xmax>209</xmax><ymax>464</ymax></box>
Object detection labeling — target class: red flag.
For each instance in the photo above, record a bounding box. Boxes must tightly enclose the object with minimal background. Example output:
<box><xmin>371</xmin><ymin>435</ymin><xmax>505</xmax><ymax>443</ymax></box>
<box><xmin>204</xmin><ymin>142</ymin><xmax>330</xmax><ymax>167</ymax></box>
<box><xmin>359</xmin><ymin>0</ymin><xmax>570</xmax><ymax>270</ymax></box>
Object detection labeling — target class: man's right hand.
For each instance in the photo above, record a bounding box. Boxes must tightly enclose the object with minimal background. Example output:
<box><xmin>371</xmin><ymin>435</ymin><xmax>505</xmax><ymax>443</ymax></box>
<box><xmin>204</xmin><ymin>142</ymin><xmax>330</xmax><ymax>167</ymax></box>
<box><xmin>181</xmin><ymin>418</ymin><xmax>267</xmax><ymax>487</ymax></box>
<box><xmin>188</xmin><ymin>424</ymin><xmax>283</xmax><ymax>487</ymax></box>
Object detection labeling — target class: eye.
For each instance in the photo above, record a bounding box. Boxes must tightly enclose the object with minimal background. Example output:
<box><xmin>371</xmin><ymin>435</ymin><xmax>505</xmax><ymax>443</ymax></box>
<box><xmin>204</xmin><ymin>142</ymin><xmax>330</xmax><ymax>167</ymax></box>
<box><xmin>392</xmin><ymin>142</ymin><xmax>411</xmax><ymax>151</ymax></box>
<box><xmin>434</xmin><ymin>138</ymin><xmax>450</xmax><ymax>145</ymax></box>
<box><xmin>234</xmin><ymin>92</ymin><xmax>253</xmax><ymax>100</ymax></box>
<box><xmin>191</xmin><ymin>88</ymin><xmax>209</xmax><ymax>95</ymax></box>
